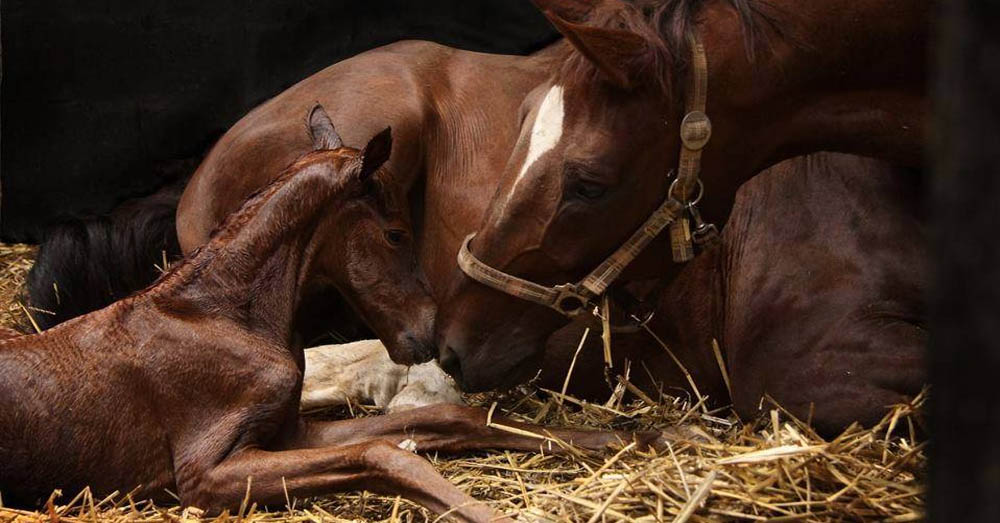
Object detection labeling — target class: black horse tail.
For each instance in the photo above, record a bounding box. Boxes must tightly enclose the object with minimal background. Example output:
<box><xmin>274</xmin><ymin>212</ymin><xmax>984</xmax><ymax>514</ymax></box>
<box><xmin>26</xmin><ymin>179</ymin><xmax>187</xmax><ymax>329</ymax></box>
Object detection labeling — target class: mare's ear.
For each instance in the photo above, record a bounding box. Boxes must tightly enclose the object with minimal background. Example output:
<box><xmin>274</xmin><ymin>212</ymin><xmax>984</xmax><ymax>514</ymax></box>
<box><xmin>308</xmin><ymin>103</ymin><xmax>343</xmax><ymax>150</ymax></box>
<box><xmin>542</xmin><ymin>9</ymin><xmax>648</xmax><ymax>89</ymax></box>
<box><xmin>530</xmin><ymin>0</ymin><xmax>593</xmax><ymax>21</ymax></box>
<box><xmin>359</xmin><ymin>127</ymin><xmax>392</xmax><ymax>181</ymax></box>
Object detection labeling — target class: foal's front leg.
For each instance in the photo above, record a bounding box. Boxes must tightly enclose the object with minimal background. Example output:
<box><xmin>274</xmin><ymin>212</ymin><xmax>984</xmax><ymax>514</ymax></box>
<box><xmin>292</xmin><ymin>404</ymin><xmax>667</xmax><ymax>454</ymax></box>
<box><xmin>183</xmin><ymin>440</ymin><xmax>506</xmax><ymax>523</ymax></box>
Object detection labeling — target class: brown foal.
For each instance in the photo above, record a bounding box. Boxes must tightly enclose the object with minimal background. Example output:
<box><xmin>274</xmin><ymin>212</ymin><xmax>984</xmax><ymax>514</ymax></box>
<box><xmin>0</xmin><ymin>106</ymin><xmax>655</xmax><ymax>521</ymax></box>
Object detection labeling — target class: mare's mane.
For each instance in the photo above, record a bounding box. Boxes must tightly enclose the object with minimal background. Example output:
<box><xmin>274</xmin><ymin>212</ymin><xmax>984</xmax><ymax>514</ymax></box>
<box><xmin>559</xmin><ymin>0</ymin><xmax>781</xmax><ymax>97</ymax></box>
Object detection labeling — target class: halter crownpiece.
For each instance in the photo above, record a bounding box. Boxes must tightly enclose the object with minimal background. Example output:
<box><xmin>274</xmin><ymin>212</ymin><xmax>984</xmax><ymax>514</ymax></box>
<box><xmin>669</xmin><ymin>32</ymin><xmax>713</xmax><ymax>262</ymax></box>
<box><xmin>456</xmin><ymin>32</ymin><xmax>716</xmax><ymax>318</ymax></box>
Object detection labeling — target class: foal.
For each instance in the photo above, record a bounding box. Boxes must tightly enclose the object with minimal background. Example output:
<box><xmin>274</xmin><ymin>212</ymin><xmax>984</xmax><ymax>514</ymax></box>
<box><xmin>0</xmin><ymin>106</ymin><xmax>651</xmax><ymax>521</ymax></box>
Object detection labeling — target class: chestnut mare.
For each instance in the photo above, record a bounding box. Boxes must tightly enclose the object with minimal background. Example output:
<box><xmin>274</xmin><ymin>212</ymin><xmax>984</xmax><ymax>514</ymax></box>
<box><xmin>437</xmin><ymin>0</ymin><xmax>927</xmax><ymax>398</ymax></box>
<box><xmin>1</xmin><ymin>107</ymin><xmax>654</xmax><ymax>521</ymax></box>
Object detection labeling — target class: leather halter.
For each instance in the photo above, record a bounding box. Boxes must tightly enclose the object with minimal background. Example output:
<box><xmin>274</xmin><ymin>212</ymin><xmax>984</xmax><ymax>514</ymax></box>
<box><xmin>457</xmin><ymin>33</ymin><xmax>715</xmax><ymax>318</ymax></box>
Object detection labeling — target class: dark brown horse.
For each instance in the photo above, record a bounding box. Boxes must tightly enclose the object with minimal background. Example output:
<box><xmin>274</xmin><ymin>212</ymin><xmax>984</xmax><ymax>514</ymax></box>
<box><xmin>2</xmin><ymin>108</ymin><xmax>655</xmax><ymax>521</ymax></box>
<box><xmin>436</xmin><ymin>0</ymin><xmax>927</xmax><ymax>396</ymax></box>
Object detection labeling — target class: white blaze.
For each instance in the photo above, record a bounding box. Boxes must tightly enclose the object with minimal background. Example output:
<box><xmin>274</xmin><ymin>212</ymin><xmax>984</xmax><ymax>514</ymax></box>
<box><xmin>514</xmin><ymin>85</ymin><xmax>565</xmax><ymax>187</ymax></box>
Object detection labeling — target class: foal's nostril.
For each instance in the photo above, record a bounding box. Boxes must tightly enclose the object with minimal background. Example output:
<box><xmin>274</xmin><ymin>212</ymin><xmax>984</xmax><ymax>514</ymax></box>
<box><xmin>439</xmin><ymin>346</ymin><xmax>463</xmax><ymax>382</ymax></box>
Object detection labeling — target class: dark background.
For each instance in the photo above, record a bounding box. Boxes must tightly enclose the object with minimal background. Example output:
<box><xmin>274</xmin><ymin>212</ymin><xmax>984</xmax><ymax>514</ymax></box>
<box><xmin>930</xmin><ymin>0</ymin><xmax>1000</xmax><ymax>520</ymax></box>
<box><xmin>0</xmin><ymin>0</ymin><xmax>558</xmax><ymax>242</ymax></box>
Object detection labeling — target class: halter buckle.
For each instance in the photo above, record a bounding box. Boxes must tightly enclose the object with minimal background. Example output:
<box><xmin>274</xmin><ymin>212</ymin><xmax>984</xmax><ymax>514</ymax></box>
<box><xmin>680</xmin><ymin>110</ymin><xmax>712</xmax><ymax>151</ymax></box>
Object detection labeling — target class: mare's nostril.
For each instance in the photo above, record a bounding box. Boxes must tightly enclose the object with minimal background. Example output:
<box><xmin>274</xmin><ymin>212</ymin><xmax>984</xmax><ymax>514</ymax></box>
<box><xmin>439</xmin><ymin>346</ymin><xmax>463</xmax><ymax>382</ymax></box>
<box><xmin>403</xmin><ymin>334</ymin><xmax>435</xmax><ymax>363</ymax></box>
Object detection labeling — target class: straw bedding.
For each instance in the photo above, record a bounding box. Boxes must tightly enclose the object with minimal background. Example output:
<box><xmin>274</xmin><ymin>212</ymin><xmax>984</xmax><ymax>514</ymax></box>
<box><xmin>0</xmin><ymin>243</ymin><xmax>926</xmax><ymax>522</ymax></box>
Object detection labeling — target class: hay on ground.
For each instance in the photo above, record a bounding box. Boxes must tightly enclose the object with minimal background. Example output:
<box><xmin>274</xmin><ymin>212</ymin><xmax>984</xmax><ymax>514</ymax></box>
<box><xmin>0</xmin><ymin>244</ymin><xmax>926</xmax><ymax>522</ymax></box>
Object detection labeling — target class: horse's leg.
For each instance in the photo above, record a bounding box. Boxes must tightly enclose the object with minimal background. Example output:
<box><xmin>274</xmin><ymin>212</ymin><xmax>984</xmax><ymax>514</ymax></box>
<box><xmin>302</xmin><ymin>340</ymin><xmax>463</xmax><ymax>412</ymax></box>
<box><xmin>301</xmin><ymin>340</ymin><xmax>407</xmax><ymax>409</ymax></box>
<box><xmin>184</xmin><ymin>440</ymin><xmax>504</xmax><ymax>522</ymax></box>
<box><xmin>731</xmin><ymin>312</ymin><xmax>926</xmax><ymax>436</ymax></box>
<box><xmin>291</xmin><ymin>404</ymin><xmax>668</xmax><ymax>453</ymax></box>
<box><xmin>384</xmin><ymin>360</ymin><xmax>464</xmax><ymax>413</ymax></box>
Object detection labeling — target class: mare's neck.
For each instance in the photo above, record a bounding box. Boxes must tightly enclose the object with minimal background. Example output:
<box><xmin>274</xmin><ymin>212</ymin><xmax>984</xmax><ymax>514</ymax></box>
<box><xmin>530</xmin><ymin>39</ymin><xmax>567</xmax><ymax>62</ymax></box>
<box><xmin>696</xmin><ymin>0</ymin><xmax>928</xmax><ymax>221</ymax></box>
<box><xmin>156</xmin><ymin>168</ymin><xmax>335</xmax><ymax>345</ymax></box>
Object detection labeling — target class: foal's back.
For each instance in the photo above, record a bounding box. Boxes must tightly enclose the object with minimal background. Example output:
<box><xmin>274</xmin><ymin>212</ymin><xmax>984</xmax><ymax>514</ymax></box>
<box><xmin>0</xmin><ymin>304</ymin><xmax>178</xmax><ymax>505</ymax></box>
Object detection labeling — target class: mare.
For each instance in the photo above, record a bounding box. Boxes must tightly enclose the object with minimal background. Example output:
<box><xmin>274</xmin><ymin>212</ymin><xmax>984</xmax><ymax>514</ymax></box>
<box><xmin>1</xmin><ymin>107</ymin><xmax>656</xmax><ymax>521</ymax></box>
<box><xmin>435</xmin><ymin>0</ymin><xmax>928</xmax><ymax>410</ymax></box>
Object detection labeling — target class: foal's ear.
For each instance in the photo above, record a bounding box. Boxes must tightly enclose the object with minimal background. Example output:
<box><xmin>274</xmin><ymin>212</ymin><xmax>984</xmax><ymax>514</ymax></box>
<box><xmin>530</xmin><ymin>0</ymin><xmax>593</xmax><ymax>21</ymax></box>
<box><xmin>542</xmin><ymin>9</ymin><xmax>648</xmax><ymax>89</ymax></box>
<box><xmin>358</xmin><ymin>127</ymin><xmax>393</xmax><ymax>181</ymax></box>
<box><xmin>308</xmin><ymin>103</ymin><xmax>343</xmax><ymax>150</ymax></box>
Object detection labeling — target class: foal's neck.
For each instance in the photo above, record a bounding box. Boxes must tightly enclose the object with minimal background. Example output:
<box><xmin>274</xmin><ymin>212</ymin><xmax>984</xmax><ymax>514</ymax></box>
<box><xmin>696</xmin><ymin>0</ymin><xmax>928</xmax><ymax>217</ymax></box>
<box><xmin>156</xmin><ymin>164</ymin><xmax>339</xmax><ymax>345</ymax></box>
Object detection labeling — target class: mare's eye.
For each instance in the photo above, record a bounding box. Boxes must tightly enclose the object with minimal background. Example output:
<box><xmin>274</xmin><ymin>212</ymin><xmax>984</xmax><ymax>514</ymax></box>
<box><xmin>384</xmin><ymin>229</ymin><xmax>407</xmax><ymax>246</ymax></box>
<box><xmin>573</xmin><ymin>180</ymin><xmax>608</xmax><ymax>201</ymax></box>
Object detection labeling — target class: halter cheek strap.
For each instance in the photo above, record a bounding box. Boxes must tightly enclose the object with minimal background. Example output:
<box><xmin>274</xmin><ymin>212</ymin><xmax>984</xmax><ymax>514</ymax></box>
<box><xmin>456</xmin><ymin>32</ymin><xmax>716</xmax><ymax>318</ymax></box>
<box><xmin>457</xmin><ymin>196</ymin><xmax>686</xmax><ymax>317</ymax></box>
<box><xmin>669</xmin><ymin>32</ymin><xmax>714</xmax><ymax>262</ymax></box>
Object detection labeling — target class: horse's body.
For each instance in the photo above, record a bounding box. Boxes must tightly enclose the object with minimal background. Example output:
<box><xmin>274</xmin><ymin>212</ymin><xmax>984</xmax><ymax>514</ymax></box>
<box><xmin>436</xmin><ymin>0</ymin><xmax>929</xmax><ymax>411</ymax></box>
<box><xmin>3</xmin><ymin>114</ymin><xmax>651</xmax><ymax>521</ymax></box>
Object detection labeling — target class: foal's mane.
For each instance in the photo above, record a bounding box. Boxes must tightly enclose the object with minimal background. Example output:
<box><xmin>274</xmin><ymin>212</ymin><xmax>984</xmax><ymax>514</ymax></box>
<box><xmin>206</xmin><ymin>150</ymin><xmax>355</xmax><ymax>245</ymax></box>
<box><xmin>559</xmin><ymin>0</ymin><xmax>781</xmax><ymax>97</ymax></box>
<box><xmin>153</xmin><ymin>148</ymin><xmax>393</xmax><ymax>292</ymax></box>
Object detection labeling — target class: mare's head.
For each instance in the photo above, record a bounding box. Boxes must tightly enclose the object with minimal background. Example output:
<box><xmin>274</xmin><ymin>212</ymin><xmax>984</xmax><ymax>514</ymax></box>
<box><xmin>436</xmin><ymin>0</ymin><xmax>727</xmax><ymax>391</ymax></box>
<box><xmin>297</xmin><ymin>105</ymin><xmax>435</xmax><ymax>364</ymax></box>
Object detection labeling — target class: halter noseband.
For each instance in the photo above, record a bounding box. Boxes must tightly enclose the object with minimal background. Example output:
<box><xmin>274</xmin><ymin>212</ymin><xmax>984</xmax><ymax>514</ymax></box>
<box><xmin>457</xmin><ymin>33</ymin><xmax>716</xmax><ymax>318</ymax></box>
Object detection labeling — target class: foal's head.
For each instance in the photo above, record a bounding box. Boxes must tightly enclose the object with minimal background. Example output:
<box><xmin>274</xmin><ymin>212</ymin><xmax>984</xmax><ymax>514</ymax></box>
<box><xmin>436</xmin><ymin>0</ymin><xmax>728</xmax><ymax>391</ymax></box>
<box><xmin>292</xmin><ymin>106</ymin><xmax>435</xmax><ymax>364</ymax></box>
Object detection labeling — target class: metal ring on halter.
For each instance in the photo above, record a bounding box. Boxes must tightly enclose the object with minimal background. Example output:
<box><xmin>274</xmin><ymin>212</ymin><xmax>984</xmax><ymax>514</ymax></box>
<box><xmin>552</xmin><ymin>283</ymin><xmax>594</xmax><ymax>317</ymax></box>
<box><xmin>667</xmin><ymin>178</ymin><xmax>705</xmax><ymax>206</ymax></box>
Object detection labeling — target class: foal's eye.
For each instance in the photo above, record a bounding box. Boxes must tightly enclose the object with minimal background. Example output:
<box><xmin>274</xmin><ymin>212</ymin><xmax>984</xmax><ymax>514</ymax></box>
<box><xmin>384</xmin><ymin>229</ymin><xmax>407</xmax><ymax>246</ymax></box>
<box><xmin>573</xmin><ymin>180</ymin><xmax>608</xmax><ymax>201</ymax></box>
